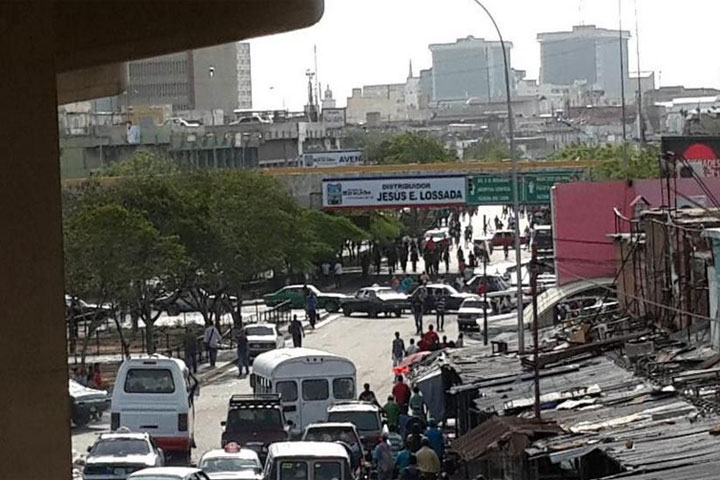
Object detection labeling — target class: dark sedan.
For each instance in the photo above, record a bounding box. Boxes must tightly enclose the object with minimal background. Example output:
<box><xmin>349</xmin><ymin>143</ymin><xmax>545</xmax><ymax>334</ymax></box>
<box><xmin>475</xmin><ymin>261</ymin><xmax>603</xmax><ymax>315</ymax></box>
<box><xmin>341</xmin><ymin>286</ymin><xmax>410</xmax><ymax>317</ymax></box>
<box><xmin>410</xmin><ymin>283</ymin><xmax>475</xmax><ymax>312</ymax></box>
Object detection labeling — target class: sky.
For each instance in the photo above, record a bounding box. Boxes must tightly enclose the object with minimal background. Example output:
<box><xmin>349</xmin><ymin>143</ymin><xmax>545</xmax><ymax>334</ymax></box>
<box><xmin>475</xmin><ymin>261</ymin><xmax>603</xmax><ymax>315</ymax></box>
<box><xmin>249</xmin><ymin>0</ymin><xmax>720</xmax><ymax>111</ymax></box>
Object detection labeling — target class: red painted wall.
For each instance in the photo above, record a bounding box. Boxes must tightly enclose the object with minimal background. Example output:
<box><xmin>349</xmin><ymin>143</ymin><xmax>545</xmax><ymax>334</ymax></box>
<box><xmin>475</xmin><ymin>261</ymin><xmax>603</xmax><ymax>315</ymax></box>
<box><xmin>553</xmin><ymin>178</ymin><xmax>720</xmax><ymax>286</ymax></box>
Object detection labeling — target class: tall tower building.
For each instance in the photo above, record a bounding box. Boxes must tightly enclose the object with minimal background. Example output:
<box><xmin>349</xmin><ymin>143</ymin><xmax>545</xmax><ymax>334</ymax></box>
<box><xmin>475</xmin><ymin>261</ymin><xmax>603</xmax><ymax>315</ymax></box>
<box><xmin>122</xmin><ymin>42</ymin><xmax>252</xmax><ymax>114</ymax></box>
<box><xmin>537</xmin><ymin>25</ymin><xmax>630</xmax><ymax>100</ymax></box>
<box><xmin>429</xmin><ymin>36</ymin><xmax>513</xmax><ymax>103</ymax></box>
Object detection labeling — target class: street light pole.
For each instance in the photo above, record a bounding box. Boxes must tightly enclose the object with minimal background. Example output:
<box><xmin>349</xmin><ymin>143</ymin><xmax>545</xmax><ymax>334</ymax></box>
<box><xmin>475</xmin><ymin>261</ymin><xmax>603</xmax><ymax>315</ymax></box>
<box><xmin>470</xmin><ymin>0</ymin><xmax>525</xmax><ymax>353</ymax></box>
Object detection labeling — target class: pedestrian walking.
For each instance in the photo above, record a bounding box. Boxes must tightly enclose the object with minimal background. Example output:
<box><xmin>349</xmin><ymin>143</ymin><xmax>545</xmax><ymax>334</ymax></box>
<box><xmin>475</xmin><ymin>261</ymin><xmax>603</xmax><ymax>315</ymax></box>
<box><xmin>333</xmin><ymin>260</ymin><xmax>343</xmax><ymax>288</ymax></box>
<box><xmin>425</xmin><ymin>419</ymin><xmax>444</xmax><ymax>461</ymax></box>
<box><xmin>392</xmin><ymin>375</ymin><xmax>412</xmax><ymax>407</ymax></box>
<box><xmin>306</xmin><ymin>291</ymin><xmax>318</xmax><ymax>329</ymax></box>
<box><xmin>416</xmin><ymin>438</ymin><xmax>441</xmax><ymax>479</ymax></box>
<box><xmin>373</xmin><ymin>247</ymin><xmax>382</xmax><ymax>274</ymax></box>
<box><xmin>405</xmin><ymin>338</ymin><xmax>419</xmax><ymax>355</ymax></box>
<box><xmin>456</xmin><ymin>333</ymin><xmax>464</xmax><ymax>348</ymax></box>
<box><xmin>359</xmin><ymin>382</ymin><xmax>380</xmax><ymax>405</ymax></box>
<box><xmin>383</xmin><ymin>395</ymin><xmax>401</xmax><ymax>432</ymax></box>
<box><xmin>468</xmin><ymin>252</ymin><xmax>476</xmax><ymax>269</ymax></box>
<box><xmin>236</xmin><ymin>326</ymin><xmax>250</xmax><ymax>377</ymax></box>
<box><xmin>409</xmin><ymin>386</ymin><xmax>427</xmax><ymax>420</ymax></box>
<box><xmin>412</xmin><ymin>292</ymin><xmax>426</xmax><ymax>335</ymax></box>
<box><xmin>410</xmin><ymin>244</ymin><xmax>419</xmax><ymax>273</ymax></box>
<box><xmin>361</xmin><ymin>253</ymin><xmax>370</xmax><ymax>279</ymax></box>
<box><xmin>289</xmin><ymin>314</ymin><xmax>304</xmax><ymax>348</ymax></box>
<box><xmin>435</xmin><ymin>296</ymin><xmax>446</xmax><ymax>332</ymax></box>
<box><xmin>183</xmin><ymin>326</ymin><xmax>198</xmax><ymax>374</ymax></box>
<box><xmin>442</xmin><ymin>248</ymin><xmax>450</xmax><ymax>274</ymax></box>
<box><xmin>503</xmin><ymin>243</ymin><xmax>509</xmax><ymax>260</ymax></box>
<box><xmin>456</xmin><ymin>246</ymin><xmax>464</xmax><ymax>266</ymax></box>
<box><xmin>392</xmin><ymin>331</ymin><xmax>406</xmax><ymax>367</ymax></box>
<box><xmin>203</xmin><ymin>320</ymin><xmax>221</xmax><ymax>367</ymax></box>
<box><xmin>373</xmin><ymin>433</ymin><xmax>394</xmax><ymax>480</ymax></box>
<box><xmin>400</xmin><ymin>243</ymin><xmax>409</xmax><ymax>272</ymax></box>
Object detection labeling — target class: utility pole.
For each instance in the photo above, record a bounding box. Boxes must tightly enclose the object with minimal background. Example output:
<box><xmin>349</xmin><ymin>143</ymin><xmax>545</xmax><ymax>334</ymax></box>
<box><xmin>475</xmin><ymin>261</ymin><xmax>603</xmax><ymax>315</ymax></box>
<box><xmin>469</xmin><ymin>0</ymin><xmax>524</xmax><ymax>353</ymax></box>
<box><xmin>618</xmin><ymin>0</ymin><xmax>628</xmax><ymax>145</ymax></box>
<box><xmin>531</xmin><ymin>245</ymin><xmax>541</xmax><ymax>419</ymax></box>
<box><xmin>483</xmin><ymin>255</ymin><xmax>489</xmax><ymax>346</ymax></box>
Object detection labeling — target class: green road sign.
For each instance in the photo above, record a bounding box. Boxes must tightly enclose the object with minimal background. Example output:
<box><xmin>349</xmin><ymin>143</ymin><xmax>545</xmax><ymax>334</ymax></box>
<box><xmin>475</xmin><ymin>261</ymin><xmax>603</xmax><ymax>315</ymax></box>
<box><xmin>466</xmin><ymin>175</ymin><xmax>513</xmax><ymax>205</ymax></box>
<box><xmin>523</xmin><ymin>172</ymin><xmax>578</xmax><ymax>204</ymax></box>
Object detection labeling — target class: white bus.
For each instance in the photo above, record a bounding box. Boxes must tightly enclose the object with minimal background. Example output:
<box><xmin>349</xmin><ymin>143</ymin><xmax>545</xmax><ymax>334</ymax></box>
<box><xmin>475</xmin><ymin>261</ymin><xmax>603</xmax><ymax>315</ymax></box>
<box><xmin>251</xmin><ymin>348</ymin><xmax>356</xmax><ymax>434</ymax></box>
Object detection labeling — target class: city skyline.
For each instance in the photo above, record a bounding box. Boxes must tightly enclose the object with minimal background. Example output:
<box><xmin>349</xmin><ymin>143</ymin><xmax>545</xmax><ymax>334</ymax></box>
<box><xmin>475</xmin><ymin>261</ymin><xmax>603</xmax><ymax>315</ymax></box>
<box><xmin>248</xmin><ymin>0</ymin><xmax>720</xmax><ymax>111</ymax></box>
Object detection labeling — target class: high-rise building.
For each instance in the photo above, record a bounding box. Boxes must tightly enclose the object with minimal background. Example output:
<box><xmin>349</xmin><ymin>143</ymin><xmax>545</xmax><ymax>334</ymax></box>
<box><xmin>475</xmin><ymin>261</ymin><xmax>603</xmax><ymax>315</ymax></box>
<box><xmin>121</xmin><ymin>42</ymin><xmax>252</xmax><ymax>114</ymax></box>
<box><xmin>428</xmin><ymin>36</ymin><xmax>513</xmax><ymax>104</ymax></box>
<box><xmin>537</xmin><ymin>25</ymin><xmax>630</xmax><ymax>100</ymax></box>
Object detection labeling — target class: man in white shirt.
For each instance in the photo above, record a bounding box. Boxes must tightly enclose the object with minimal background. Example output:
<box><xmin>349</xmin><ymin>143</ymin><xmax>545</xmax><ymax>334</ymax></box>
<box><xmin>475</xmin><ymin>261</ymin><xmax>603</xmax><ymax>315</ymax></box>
<box><xmin>203</xmin><ymin>320</ymin><xmax>221</xmax><ymax>367</ymax></box>
<box><xmin>333</xmin><ymin>261</ymin><xmax>343</xmax><ymax>288</ymax></box>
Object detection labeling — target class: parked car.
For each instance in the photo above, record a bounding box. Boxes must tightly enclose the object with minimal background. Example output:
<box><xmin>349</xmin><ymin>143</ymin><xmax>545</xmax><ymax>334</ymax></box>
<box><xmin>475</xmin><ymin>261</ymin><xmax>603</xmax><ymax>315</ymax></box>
<box><xmin>326</xmin><ymin>402</ymin><xmax>385</xmax><ymax>452</ymax></box>
<box><xmin>69</xmin><ymin>379</ymin><xmax>110</xmax><ymax>427</ymax></box>
<box><xmin>83</xmin><ymin>429</ymin><xmax>164</xmax><ymax>480</ymax></box>
<box><xmin>220</xmin><ymin>394</ymin><xmax>289</xmax><ymax>461</ymax></box>
<box><xmin>129</xmin><ymin>467</ymin><xmax>209</xmax><ymax>480</ymax></box>
<box><xmin>245</xmin><ymin>324</ymin><xmax>284</xmax><ymax>358</ymax></box>
<box><xmin>341</xmin><ymin>286</ymin><xmax>410</xmax><ymax>317</ymax></box>
<box><xmin>198</xmin><ymin>443</ymin><xmax>263</xmax><ymax>480</ymax></box>
<box><xmin>263</xmin><ymin>284</ymin><xmax>347</xmax><ymax>312</ymax></box>
<box><xmin>411</xmin><ymin>283</ymin><xmax>475</xmax><ymax>312</ymax></box>
<box><xmin>302</xmin><ymin>422</ymin><xmax>364</xmax><ymax>470</ymax></box>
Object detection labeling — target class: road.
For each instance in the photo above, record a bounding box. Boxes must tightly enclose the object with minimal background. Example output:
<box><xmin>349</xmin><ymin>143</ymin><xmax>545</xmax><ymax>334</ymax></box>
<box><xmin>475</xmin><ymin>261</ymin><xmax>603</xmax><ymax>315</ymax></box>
<box><xmin>71</xmin><ymin>310</ymin><xmax>461</xmax><ymax>462</ymax></box>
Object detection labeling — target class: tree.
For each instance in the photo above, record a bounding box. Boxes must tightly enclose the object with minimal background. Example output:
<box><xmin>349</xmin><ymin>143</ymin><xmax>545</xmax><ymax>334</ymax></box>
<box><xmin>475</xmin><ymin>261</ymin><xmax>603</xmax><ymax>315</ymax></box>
<box><xmin>302</xmin><ymin>210</ymin><xmax>368</xmax><ymax>263</ymax></box>
<box><xmin>64</xmin><ymin>203</ymin><xmax>187</xmax><ymax>357</ymax></box>
<box><xmin>552</xmin><ymin>143</ymin><xmax>660</xmax><ymax>181</ymax></box>
<box><xmin>374</xmin><ymin>133</ymin><xmax>455</xmax><ymax>165</ymax></box>
<box><xmin>104</xmin><ymin>150</ymin><xmax>183</xmax><ymax>177</ymax></box>
<box><xmin>463</xmin><ymin>139</ymin><xmax>510</xmax><ymax>161</ymax></box>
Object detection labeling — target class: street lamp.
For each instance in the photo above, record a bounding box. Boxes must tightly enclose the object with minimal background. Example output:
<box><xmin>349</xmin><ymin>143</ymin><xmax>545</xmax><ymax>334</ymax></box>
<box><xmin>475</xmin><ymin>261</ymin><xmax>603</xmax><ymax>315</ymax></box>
<box><xmin>469</xmin><ymin>0</ymin><xmax>525</xmax><ymax>353</ymax></box>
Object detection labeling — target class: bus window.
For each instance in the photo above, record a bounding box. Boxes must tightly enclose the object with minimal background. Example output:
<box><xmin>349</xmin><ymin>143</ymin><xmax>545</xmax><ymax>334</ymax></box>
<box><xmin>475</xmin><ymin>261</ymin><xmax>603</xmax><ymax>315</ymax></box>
<box><xmin>302</xmin><ymin>379</ymin><xmax>329</xmax><ymax>401</ymax></box>
<box><xmin>280</xmin><ymin>461</ymin><xmax>307</xmax><ymax>480</ymax></box>
<box><xmin>332</xmin><ymin>378</ymin><xmax>355</xmax><ymax>400</ymax></box>
<box><xmin>276</xmin><ymin>381</ymin><xmax>298</xmax><ymax>402</ymax></box>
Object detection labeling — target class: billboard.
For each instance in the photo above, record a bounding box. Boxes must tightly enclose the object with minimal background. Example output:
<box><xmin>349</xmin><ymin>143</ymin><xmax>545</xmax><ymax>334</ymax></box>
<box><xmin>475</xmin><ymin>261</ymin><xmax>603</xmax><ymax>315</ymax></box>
<box><xmin>321</xmin><ymin>108</ymin><xmax>346</xmax><ymax>128</ymax></box>
<box><xmin>662</xmin><ymin>136</ymin><xmax>720</xmax><ymax>177</ymax></box>
<box><xmin>323</xmin><ymin>175</ymin><xmax>466</xmax><ymax>209</ymax></box>
<box><xmin>302</xmin><ymin>150</ymin><xmax>364</xmax><ymax>168</ymax></box>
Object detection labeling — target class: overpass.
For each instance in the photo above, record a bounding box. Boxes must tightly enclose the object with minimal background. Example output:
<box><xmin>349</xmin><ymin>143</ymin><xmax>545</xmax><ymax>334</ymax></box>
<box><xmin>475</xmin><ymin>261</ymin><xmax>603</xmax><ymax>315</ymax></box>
<box><xmin>267</xmin><ymin>159</ymin><xmax>595</xmax><ymax>208</ymax></box>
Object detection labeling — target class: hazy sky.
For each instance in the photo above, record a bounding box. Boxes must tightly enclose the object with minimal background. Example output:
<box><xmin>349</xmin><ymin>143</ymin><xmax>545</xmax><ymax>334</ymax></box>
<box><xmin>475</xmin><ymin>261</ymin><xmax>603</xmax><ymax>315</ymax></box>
<box><xmin>249</xmin><ymin>0</ymin><xmax>720</xmax><ymax>111</ymax></box>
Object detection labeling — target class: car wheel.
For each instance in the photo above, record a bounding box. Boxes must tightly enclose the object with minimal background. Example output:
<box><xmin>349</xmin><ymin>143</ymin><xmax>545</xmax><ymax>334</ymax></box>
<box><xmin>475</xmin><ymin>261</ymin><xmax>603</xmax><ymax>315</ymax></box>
<box><xmin>394</xmin><ymin>310</ymin><xmax>402</xmax><ymax>318</ymax></box>
<box><xmin>166</xmin><ymin>305</ymin><xmax>180</xmax><ymax>317</ymax></box>
<box><xmin>326</xmin><ymin>302</ymin><xmax>339</xmax><ymax>313</ymax></box>
<box><xmin>342</xmin><ymin>307</ymin><xmax>351</xmax><ymax>317</ymax></box>
<box><xmin>368</xmin><ymin>308</ymin><xmax>378</xmax><ymax>318</ymax></box>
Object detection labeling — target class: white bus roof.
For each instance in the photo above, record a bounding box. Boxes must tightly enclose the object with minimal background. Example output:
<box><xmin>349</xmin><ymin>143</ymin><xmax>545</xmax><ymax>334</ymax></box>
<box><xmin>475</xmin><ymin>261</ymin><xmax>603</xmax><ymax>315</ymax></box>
<box><xmin>252</xmin><ymin>348</ymin><xmax>355</xmax><ymax>378</ymax></box>
<box><xmin>268</xmin><ymin>442</ymin><xmax>349</xmax><ymax>459</ymax></box>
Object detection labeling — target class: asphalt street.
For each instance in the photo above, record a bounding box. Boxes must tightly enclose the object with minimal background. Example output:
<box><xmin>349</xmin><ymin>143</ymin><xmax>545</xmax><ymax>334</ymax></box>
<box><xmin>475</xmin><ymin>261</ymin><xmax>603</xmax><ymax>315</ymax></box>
<box><xmin>71</xmin><ymin>310</ymin><xmax>461</xmax><ymax>463</ymax></box>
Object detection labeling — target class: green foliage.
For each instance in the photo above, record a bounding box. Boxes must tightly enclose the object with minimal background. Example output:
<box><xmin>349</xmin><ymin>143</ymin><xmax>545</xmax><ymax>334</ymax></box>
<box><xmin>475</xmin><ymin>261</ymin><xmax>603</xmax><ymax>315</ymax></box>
<box><xmin>373</xmin><ymin>132</ymin><xmax>455</xmax><ymax>165</ymax></box>
<box><xmin>104</xmin><ymin>150</ymin><xmax>183</xmax><ymax>177</ymax></box>
<box><xmin>552</xmin><ymin>143</ymin><xmax>660</xmax><ymax>181</ymax></box>
<box><xmin>463</xmin><ymin>139</ymin><xmax>510</xmax><ymax>161</ymax></box>
<box><xmin>302</xmin><ymin>210</ymin><xmax>368</xmax><ymax>263</ymax></box>
<box><xmin>369</xmin><ymin>213</ymin><xmax>403</xmax><ymax>244</ymax></box>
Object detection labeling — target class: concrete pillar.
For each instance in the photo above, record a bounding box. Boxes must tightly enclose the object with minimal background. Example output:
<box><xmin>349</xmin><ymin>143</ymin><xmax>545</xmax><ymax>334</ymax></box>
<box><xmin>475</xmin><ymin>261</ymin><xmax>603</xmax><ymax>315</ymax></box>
<box><xmin>0</xmin><ymin>4</ymin><xmax>71</xmax><ymax>479</ymax></box>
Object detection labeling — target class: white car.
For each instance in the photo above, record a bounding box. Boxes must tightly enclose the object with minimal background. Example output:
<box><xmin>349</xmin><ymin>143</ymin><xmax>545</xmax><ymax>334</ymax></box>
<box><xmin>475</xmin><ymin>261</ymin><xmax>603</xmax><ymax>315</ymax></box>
<box><xmin>198</xmin><ymin>443</ymin><xmax>263</xmax><ymax>480</ymax></box>
<box><xmin>245</xmin><ymin>324</ymin><xmax>284</xmax><ymax>358</ymax></box>
<box><xmin>129</xmin><ymin>467</ymin><xmax>210</xmax><ymax>480</ymax></box>
<box><xmin>83</xmin><ymin>430</ymin><xmax>164</xmax><ymax>480</ymax></box>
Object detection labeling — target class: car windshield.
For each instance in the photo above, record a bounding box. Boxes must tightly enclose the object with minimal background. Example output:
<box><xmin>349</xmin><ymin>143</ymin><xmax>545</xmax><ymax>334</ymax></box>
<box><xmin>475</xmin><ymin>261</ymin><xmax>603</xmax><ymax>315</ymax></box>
<box><xmin>227</xmin><ymin>408</ymin><xmax>283</xmax><ymax>430</ymax></box>
<box><xmin>200</xmin><ymin>457</ymin><xmax>260</xmax><ymax>473</ymax></box>
<box><xmin>305</xmin><ymin>427</ymin><xmax>359</xmax><ymax>446</ymax></box>
<box><xmin>327</xmin><ymin>411</ymin><xmax>380</xmax><ymax>431</ymax></box>
<box><xmin>91</xmin><ymin>438</ymin><xmax>150</xmax><ymax>456</ymax></box>
<box><xmin>245</xmin><ymin>326</ymin><xmax>274</xmax><ymax>336</ymax></box>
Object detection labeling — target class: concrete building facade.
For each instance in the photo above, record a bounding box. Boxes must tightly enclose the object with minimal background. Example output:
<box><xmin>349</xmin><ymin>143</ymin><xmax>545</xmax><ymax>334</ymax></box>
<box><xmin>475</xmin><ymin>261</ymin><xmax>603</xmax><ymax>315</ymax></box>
<box><xmin>122</xmin><ymin>42</ymin><xmax>252</xmax><ymax>114</ymax></box>
<box><xmin>429</xmin><ymin>36</ymin><xmax>514</xmax><ymax>104</ymax></box>
<box><xmin>538</xmin><ymin>25</ymin><xmax>630</xmax><ymax>101</ymax></box>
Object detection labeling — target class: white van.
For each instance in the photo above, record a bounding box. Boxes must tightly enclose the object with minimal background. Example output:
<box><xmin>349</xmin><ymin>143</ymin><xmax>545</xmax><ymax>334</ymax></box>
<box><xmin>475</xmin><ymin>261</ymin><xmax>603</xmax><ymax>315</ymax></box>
<box><xmin>251</xmin><ymin>348</ymin><xmax>356</xmax><ymax>434</ymax></box>
<box><xmin>111</xmin><ymin>356</ymin><xmax>198</xmax><ymax>462</ymax></box>
<box><xmin>263</xmin><ymin>442</ymin><xmax>352</xmax><ymax>480</ymax></box>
